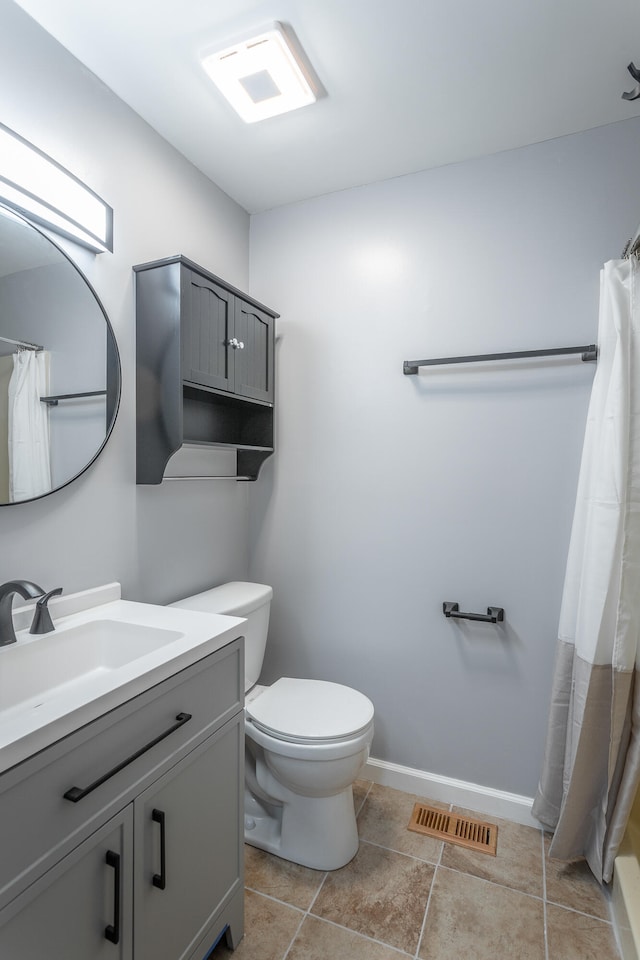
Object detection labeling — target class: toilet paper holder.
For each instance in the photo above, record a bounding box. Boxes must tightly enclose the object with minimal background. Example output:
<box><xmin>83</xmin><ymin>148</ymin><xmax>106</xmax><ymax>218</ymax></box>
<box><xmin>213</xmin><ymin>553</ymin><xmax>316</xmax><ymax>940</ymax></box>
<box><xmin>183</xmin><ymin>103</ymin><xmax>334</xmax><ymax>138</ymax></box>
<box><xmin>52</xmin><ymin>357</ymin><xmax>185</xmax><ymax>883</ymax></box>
<box><xmin>443</xmin><ymin>601</ymin><xmax>504</xmax><ymax>624</ymax></box>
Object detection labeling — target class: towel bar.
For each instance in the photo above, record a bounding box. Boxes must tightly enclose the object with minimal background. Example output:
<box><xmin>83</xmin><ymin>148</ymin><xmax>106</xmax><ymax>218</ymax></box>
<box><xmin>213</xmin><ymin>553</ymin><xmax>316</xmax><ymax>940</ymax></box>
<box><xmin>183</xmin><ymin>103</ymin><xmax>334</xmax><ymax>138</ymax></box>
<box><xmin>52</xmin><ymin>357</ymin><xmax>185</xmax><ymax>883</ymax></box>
<box><xmin>404</xmin><ymin>344</ymin><xmax>597</xmax><ymax>375</ymax></box>
<box><xmin>40</xmin><ymin>390</ymin><xmax>107</xmax><ymax>405</ymax></box>
<box><xmin>163</xmin><ymin>476</ymin><xmax>253</xmax><ymax>481</ymax></box>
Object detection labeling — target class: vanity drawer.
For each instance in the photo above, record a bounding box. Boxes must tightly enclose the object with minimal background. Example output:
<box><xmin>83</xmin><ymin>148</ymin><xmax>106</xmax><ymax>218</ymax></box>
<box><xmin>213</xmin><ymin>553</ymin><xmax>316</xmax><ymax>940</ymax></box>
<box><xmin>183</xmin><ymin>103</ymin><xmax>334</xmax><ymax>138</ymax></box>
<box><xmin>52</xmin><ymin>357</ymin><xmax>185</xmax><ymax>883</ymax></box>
<box><xmin>0</xmin><ymin>637</ymin><xmax>243</xmax><ymax>910</ymax></box>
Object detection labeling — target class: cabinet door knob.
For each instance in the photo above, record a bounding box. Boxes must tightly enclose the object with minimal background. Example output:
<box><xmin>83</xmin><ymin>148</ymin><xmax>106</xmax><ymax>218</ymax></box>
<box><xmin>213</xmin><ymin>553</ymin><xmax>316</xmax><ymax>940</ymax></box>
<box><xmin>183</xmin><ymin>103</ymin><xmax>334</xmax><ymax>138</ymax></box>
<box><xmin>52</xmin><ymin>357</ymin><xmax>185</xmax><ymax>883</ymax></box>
<box><xmin>226</xmin><ymin>338</ymin><xmax>245</xmax><ymax>350</ymax></box>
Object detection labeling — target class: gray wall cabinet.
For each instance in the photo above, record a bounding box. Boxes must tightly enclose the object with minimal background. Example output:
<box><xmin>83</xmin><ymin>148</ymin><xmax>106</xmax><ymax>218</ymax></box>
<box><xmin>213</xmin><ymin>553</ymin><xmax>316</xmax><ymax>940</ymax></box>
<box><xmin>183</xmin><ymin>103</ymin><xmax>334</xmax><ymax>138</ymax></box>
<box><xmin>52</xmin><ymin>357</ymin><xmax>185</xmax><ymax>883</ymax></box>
<box><xmin>135</xmin><ymin>256</ymin><xmax>277</xmax><ymax>483</ymax></box>
<box><xmin>0</xmin><ymin>638</ymin><xmax>244</xmax><ymax>959</ymax></box>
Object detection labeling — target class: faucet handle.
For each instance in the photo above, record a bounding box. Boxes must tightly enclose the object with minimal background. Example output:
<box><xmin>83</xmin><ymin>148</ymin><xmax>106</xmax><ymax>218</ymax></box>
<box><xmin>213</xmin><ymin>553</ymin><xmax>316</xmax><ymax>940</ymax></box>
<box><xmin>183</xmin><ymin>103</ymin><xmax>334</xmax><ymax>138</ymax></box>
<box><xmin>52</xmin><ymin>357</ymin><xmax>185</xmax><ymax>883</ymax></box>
<box><xmin>29</xmin><ymin>587</ymin><xmax>63</xmax><ymax>635</ymax></box>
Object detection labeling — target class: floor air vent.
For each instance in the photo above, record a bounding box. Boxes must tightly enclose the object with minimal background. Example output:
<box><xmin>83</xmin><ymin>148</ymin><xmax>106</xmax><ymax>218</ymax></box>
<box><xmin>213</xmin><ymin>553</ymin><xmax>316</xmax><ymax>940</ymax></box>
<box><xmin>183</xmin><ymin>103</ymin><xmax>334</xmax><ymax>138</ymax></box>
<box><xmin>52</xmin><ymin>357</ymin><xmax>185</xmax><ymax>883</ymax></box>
<box><xmin>408</xmin><ymin>803</ymin><xmax>498</xmax><ymax>856</ymax></box>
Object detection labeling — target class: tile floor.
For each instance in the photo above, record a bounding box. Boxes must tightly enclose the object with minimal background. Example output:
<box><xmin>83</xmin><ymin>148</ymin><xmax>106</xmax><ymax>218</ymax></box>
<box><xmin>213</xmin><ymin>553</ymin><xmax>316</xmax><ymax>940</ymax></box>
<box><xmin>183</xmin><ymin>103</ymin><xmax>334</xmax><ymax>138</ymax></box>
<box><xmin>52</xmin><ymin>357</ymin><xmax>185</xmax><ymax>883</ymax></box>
<box><xmin>210</xmin><ymin>779</ymin><xmax>622</xmax><ymax>960</ymax></box>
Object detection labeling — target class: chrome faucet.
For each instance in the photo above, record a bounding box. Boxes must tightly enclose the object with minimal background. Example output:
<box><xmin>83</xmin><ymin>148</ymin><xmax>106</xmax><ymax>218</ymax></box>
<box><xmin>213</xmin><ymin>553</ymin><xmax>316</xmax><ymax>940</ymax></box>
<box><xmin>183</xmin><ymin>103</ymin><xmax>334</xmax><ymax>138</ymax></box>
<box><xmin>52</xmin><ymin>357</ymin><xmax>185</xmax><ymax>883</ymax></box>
<box><xmin>0</xmin><ymin>580</ymin><xmax>46</xmax><ymax>647</ymax></box>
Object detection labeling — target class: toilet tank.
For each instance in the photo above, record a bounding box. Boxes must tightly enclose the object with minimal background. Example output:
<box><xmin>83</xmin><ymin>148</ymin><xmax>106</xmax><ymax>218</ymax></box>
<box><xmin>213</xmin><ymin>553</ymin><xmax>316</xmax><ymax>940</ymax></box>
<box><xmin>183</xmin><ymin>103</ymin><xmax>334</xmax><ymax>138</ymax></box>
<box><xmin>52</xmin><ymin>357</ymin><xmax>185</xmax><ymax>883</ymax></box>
<box><xmin>169</xmin><ymin>582</ymin><xmax>273</xmax><ymax>692</ymax></box>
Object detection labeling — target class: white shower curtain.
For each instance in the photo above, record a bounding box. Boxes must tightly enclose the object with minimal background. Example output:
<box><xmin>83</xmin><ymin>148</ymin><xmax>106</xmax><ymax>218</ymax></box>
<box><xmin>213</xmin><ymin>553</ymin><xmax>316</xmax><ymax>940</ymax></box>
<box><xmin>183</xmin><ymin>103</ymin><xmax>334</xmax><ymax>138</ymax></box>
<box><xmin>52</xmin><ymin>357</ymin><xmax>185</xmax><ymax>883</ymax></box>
<box><xmin>532</xmin><ymin>257</ymin><xmax>640</xmax><ymax>883</ymax></box>
<box><xmin>8</xmin><ymin>349</ymin><xmax>51</xmax><ymax>501</ymax></box>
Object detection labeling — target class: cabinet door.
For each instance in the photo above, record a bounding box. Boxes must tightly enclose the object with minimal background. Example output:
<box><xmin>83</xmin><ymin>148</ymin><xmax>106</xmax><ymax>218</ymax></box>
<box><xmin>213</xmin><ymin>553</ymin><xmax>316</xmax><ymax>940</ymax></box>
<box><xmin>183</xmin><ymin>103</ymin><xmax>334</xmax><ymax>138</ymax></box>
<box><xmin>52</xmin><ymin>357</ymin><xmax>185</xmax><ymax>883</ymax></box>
<box><xmin>134</xmin><ymin>714</ymin><xmax>243</xmax><ymax>960</ymax></box>
<box><xmin>0</xmin><ymin>807</ymin><xmax>133</xmax><ymax>960</ymax></box>
<box><xmin>234</xmin><ymin>299</ymin><xmax>274</xmax><ymax>402</ymax></box>
<box><xmin>182</xmin><ymin>270</ymin><xmax>235</xmax><ymax>392</ymax></box>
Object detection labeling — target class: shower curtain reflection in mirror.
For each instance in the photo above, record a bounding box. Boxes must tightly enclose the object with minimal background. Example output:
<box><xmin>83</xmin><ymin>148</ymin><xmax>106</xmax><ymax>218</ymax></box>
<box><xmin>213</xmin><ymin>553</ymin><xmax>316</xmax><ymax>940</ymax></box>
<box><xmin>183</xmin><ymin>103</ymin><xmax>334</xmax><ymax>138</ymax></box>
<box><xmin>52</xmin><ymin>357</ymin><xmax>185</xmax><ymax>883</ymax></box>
<box><xmin>9</xmin><ymin>349</ymin><xmax>51</xmax><ymax>500</ymax></box>
<box><xmin>1</xmin><ymin>349</ymin><xmax>51</xmax><ymax>501</ymax></box>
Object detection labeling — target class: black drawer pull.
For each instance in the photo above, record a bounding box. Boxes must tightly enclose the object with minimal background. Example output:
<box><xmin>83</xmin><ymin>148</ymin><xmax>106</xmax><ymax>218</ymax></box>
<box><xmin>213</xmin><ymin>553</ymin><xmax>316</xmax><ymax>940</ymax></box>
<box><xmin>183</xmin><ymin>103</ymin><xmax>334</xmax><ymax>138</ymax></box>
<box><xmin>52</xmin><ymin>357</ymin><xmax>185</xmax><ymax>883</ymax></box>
<box><xmin>63</xmin><ymin>712</ymin><xmax>193</xmax><ymax>802</ymax></box>
<box><xmin>105</xmin><ymin>850</ymin><xmax>121</xmax><ymax>944</ymax></box>
<box><xmin>152</xmin><ymin>808</ymin><xmax>167</xmax><ymax>889</ymax></box>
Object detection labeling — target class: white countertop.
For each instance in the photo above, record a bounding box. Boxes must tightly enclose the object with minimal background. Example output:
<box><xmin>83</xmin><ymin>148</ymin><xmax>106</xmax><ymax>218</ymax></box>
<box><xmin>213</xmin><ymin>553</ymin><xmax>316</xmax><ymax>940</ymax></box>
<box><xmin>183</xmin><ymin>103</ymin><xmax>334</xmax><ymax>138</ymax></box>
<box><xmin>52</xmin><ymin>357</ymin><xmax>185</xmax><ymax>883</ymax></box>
<box><xmin>0</xmin><ymin>583</ymin><xmax>245</xmax><ymax>774</ymax></box>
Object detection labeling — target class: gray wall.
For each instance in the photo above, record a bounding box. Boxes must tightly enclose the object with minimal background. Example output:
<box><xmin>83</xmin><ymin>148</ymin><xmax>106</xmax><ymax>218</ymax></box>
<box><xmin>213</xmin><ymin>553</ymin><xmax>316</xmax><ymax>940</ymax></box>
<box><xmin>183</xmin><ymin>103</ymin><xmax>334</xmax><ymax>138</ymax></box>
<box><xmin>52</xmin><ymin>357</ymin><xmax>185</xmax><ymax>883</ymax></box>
<box><xmin>248</xmin><ymin>117</ymin><xmax>640</xmax><ymax>797</ymax></box>
<box><xmin>0</xmin><ymin>2</ymin><xmax>252</xmax><ymax>603</ymax></box>
<box><xmin>5</xmin><ymin>0</ymin><xmax>640</xmax><ymax>801</ymax></box>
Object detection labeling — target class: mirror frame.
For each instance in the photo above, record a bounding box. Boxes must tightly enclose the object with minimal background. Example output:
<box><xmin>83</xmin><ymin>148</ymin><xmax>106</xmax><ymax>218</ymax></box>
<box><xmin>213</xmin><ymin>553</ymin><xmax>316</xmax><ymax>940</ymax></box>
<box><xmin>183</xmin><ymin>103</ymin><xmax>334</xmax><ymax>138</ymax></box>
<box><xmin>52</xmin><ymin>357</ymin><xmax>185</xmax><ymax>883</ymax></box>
<box><xmin>0</xmin><ymin>202</ymin><xmax>121</xmax><ymax>506</ymax></box>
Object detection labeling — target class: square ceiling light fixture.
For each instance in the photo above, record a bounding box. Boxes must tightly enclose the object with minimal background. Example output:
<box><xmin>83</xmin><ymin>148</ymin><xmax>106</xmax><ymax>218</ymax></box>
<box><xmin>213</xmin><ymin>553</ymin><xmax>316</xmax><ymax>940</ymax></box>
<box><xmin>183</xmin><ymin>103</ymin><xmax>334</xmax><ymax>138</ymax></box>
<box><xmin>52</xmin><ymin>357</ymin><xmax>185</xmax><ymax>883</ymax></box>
<box><xmin>202</xmin><ymin>22</ymin><xmax>317</xmax><ymax>123</ymax></box>
<box><xmin>0</xmin><ymin>122</ymin><xmax>113</xmax><ymax>253</ymax></box>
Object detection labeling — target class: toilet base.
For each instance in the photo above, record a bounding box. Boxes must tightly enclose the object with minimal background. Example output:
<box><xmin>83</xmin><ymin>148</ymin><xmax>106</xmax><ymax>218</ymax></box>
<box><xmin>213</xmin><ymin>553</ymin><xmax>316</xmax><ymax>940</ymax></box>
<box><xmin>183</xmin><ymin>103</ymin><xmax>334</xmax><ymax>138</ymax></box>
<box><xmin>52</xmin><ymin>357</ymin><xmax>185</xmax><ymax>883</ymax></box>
<box><xmin>243</xmin><ymin>783</ymin><xmax>359</xmax><ymax>871</ymax></box>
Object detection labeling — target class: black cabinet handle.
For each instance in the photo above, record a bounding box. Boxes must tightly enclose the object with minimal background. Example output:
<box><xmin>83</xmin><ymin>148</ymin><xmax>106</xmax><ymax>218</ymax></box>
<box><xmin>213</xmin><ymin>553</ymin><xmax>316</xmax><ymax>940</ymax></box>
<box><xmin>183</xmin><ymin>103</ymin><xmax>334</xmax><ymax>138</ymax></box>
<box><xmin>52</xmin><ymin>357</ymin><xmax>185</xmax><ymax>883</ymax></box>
<box><xmin>105</xmin><ymin>850</ymin><xmax>121</xmax><ymax>944</ymax></box>
<box><xmin>63</xmin><ymin>713</ymin><xmax>193</xmax><ymax>802</ymax></box>
<box><xmin>152</xmin><ymin>808</ymin><xmax>167</xmax><ymax>890</ymax></box>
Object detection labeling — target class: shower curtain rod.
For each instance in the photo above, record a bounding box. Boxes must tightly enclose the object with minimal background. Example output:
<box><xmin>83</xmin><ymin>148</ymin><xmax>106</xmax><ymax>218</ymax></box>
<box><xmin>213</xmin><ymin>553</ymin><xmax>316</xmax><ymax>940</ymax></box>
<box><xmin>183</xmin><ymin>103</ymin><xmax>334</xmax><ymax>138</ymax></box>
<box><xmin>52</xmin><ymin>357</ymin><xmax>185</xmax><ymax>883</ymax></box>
<box><xmin>403</xmin><ymin>343</ymin><xmax>598</xmax><ymax>375</ymax></box>
<box><xmin>0</xmin><ymin>334</ymin><xmax>43</xmax><ymax>352</ymax></box>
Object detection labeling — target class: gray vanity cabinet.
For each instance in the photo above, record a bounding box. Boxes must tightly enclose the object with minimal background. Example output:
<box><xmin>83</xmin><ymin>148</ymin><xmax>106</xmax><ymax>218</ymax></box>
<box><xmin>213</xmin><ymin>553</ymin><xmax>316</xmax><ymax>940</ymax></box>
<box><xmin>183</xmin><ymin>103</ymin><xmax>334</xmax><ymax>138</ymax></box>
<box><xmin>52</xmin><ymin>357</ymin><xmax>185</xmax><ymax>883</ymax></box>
<box><xmin>135</xmin><ymin>717</ymin><xmax>242</xmax><ymax>960</ymax></box>
<box><xmin>135</xmin><ymin>255</ymin><xmax>277</xmax><ymax>483</ymax></box>
<box><xmin>0</xmin><ymin>638</ymin><xmax>244</xmax><ymax>959</ymax></box>
<box><xmin>0</xmin><ymin>807</ymin><xmax>133</xmax><ymax>959</ymax></box>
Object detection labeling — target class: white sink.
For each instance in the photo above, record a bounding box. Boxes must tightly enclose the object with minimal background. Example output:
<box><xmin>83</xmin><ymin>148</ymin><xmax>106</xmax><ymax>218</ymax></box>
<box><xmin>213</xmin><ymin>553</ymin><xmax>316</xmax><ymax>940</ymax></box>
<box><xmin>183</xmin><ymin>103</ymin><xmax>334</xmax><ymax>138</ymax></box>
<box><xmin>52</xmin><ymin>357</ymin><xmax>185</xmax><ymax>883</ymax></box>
<box><xmin>0</xmin><ymin>620</ymin><xmax>183</xmax><ymax>713</ymax></box>
<box><xmin>0</xmin><ymin>583</ymin><xmax>246</xmax><ymax>774</ymax></box>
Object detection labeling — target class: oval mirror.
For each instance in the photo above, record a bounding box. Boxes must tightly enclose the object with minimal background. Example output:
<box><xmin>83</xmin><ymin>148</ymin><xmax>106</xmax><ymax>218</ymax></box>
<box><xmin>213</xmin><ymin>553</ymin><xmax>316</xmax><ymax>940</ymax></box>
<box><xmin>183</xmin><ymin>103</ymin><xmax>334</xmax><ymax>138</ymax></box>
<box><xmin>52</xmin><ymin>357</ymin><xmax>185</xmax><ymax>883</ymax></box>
<box><xmin>0</xmin><ymin>202</ymin><xmax>120</xmax><ymax>505</ymax></box>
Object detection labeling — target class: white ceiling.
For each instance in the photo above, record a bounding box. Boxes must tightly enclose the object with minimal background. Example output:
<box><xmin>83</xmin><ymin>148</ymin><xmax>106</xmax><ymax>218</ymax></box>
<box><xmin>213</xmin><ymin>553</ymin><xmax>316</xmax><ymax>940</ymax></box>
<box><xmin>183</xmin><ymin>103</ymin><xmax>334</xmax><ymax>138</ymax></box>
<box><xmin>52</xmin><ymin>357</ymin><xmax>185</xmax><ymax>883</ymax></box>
<box><xmin>12</xmin><ymin>0</ymin><xmax>640</xmax><ymax>214</ymax></box>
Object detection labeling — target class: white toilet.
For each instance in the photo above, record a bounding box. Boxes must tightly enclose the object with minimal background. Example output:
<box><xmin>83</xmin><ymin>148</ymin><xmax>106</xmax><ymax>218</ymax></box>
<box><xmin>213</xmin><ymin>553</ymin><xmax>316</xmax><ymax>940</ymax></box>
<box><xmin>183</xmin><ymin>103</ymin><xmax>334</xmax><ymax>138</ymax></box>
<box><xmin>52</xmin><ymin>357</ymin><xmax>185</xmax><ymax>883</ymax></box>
<box><xmin>170</xmin><ymin>582</ymin><xmax>374</xmax><ymax>871</ymax></box>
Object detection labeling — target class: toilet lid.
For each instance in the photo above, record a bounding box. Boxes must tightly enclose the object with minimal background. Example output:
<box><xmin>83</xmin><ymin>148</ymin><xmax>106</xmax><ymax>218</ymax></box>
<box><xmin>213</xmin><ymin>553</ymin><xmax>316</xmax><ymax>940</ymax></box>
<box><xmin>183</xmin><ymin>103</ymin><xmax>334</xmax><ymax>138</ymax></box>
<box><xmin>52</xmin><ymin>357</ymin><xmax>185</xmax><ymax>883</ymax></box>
<box><xmin>246</xmin><ymin>678</ymin><xmax>374</xmax><ymax>743</ymax></box>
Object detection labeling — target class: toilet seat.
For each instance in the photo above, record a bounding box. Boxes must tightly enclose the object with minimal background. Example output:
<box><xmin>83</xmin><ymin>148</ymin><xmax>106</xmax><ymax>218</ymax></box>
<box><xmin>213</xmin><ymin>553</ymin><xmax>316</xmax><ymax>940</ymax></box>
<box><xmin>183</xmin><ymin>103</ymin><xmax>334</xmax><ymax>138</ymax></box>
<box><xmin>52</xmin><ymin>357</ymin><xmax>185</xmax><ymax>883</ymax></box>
<box><xmin>245</xmin><ymin>677</ymin><xmax>374</xmax><ymax>744</ymax></box>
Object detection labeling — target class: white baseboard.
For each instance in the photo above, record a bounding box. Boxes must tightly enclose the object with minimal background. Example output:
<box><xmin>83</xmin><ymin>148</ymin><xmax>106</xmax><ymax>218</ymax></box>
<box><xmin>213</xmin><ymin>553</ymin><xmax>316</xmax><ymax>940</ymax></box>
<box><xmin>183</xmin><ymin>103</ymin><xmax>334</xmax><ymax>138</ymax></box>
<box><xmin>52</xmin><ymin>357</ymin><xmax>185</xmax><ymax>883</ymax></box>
<box><xmin>364</xmin><ymin>757</ymin><xmax>539</xmax><ymax>829</ymax></box>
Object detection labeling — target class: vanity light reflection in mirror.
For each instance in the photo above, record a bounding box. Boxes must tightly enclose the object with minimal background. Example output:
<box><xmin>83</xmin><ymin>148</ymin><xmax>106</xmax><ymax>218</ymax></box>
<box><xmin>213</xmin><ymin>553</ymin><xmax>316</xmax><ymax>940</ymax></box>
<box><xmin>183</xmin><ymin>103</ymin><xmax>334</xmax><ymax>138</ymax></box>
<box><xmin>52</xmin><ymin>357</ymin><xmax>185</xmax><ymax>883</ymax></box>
<box><xmin>0</xmin><ymin>203</ymin><xmax>120</xmax><ymax>505</ymax></box>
